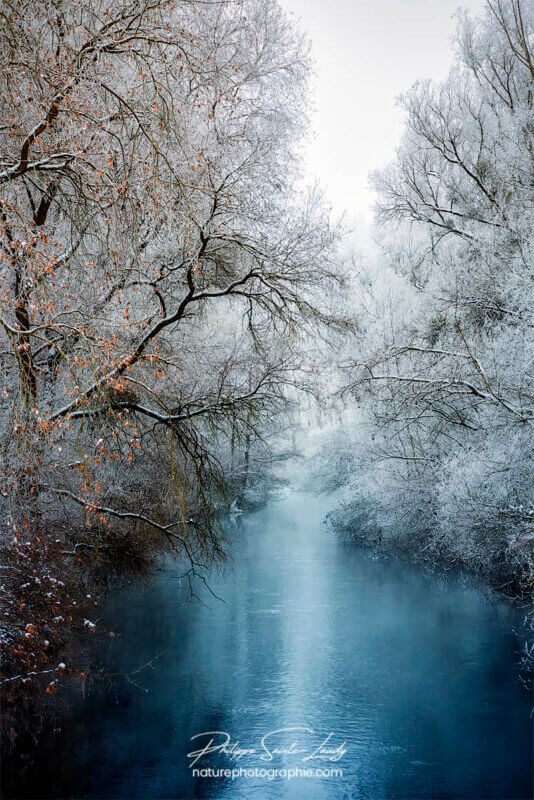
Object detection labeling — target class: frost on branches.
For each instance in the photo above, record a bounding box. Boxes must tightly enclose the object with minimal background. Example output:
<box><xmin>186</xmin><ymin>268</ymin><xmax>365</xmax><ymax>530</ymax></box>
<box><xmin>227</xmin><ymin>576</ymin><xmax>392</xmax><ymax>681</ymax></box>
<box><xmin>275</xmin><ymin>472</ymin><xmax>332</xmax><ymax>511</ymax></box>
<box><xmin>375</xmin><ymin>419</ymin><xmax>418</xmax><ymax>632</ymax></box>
<box><xmin>0</xmin><ymin>0</ymin><xmax>343</xmax><ymax>702</ymax></box>
<box><xmin>334</xmin><ymin>0</ymin><xmax>534</xmax><ymax>595</ymax></box>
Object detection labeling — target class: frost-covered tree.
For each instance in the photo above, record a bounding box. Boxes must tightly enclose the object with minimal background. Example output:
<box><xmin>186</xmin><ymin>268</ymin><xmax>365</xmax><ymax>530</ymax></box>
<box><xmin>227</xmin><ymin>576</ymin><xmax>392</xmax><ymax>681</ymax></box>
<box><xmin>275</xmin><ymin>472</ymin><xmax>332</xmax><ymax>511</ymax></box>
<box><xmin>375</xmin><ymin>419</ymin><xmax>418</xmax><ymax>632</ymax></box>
<box><xmin>339</xmin><ymin>0</ymin><xmax>534</xmax><ymax>589</ymax></box>
<box><xmin>0</xmin><ymin>0</ymin><xmax>343</xmax><ymax>693</ymax></box>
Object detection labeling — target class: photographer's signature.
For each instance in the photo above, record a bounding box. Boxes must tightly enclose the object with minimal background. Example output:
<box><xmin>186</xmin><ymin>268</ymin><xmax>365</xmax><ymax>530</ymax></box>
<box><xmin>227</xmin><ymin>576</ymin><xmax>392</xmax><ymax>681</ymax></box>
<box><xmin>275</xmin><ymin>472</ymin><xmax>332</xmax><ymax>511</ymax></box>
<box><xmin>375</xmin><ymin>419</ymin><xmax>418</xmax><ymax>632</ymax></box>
<box><xmin>187</xmin><ymin>727</ymin><xmax>347</xmax><ymax>767</ymax></box>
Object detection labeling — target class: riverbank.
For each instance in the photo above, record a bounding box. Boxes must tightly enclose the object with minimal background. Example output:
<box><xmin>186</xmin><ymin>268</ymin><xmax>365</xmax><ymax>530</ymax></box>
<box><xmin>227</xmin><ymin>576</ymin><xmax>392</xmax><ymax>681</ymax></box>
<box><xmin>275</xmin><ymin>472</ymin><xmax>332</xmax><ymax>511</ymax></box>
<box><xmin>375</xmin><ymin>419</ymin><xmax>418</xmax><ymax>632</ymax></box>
<box><xmin>0</xmin><ymin>453</ymin><xmax>293</xmax><ymax>754</ymax></box>
<box><xmin>324</xmin><ymin>493</ymin><xmax>534</xmax><ymax>675</ymax></box>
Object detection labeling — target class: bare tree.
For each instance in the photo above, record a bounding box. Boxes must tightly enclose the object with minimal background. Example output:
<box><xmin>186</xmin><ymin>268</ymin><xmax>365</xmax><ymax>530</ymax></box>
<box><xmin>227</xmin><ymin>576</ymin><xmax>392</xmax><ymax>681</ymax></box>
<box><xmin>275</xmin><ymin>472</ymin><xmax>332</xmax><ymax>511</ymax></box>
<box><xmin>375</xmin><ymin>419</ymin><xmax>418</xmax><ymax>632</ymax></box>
<box><xmin>338</xmin><ymin>0</ymin><xmax>534</xmax><ymax>587</ymax></box>
<box><xmin>0</xmin><ymin>0</ymin><xmax>344</xmax><ymax>692</ymax></box>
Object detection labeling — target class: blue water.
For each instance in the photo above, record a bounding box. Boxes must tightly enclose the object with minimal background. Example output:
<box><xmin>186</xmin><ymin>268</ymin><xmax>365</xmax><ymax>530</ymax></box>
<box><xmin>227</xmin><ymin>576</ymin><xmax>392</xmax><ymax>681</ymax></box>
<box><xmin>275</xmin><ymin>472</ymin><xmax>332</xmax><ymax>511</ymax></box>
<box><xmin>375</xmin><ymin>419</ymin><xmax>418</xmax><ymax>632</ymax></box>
<box><xmin>8</xmin><ymin>492</ymin><xmax>533</xmax><ymax>799</ymax></box>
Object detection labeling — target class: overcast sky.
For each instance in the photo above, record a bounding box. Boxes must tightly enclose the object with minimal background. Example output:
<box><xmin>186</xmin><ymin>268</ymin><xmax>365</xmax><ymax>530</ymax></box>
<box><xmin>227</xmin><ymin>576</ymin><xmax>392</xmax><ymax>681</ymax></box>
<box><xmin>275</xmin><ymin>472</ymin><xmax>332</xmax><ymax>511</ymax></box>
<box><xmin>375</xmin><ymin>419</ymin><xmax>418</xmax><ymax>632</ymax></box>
<box><xmin>280</xmin><ymin>0</ymin><xmax>484</xmax><ymax>229</ymax></box>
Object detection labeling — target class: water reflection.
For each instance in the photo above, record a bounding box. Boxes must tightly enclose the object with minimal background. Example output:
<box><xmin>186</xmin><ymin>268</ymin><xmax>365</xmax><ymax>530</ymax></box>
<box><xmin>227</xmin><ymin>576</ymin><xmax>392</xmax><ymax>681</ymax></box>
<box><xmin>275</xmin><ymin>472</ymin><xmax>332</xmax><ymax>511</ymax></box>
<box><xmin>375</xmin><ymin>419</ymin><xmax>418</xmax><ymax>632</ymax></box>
<box><xmin>8</xmin><ymin>492</ymin><xmax>533</xmax><ymax>799</ymax></box>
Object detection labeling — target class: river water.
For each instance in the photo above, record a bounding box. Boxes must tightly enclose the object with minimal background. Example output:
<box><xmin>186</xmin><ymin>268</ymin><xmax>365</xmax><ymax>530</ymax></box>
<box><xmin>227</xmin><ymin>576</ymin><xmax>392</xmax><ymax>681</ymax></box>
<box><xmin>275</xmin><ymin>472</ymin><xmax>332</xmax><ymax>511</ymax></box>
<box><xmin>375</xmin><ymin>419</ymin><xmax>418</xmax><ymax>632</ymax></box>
<box><xmin>8</xmin><ymin>491</ymin><xmax>533</xmax><ymax>799</ymax></box>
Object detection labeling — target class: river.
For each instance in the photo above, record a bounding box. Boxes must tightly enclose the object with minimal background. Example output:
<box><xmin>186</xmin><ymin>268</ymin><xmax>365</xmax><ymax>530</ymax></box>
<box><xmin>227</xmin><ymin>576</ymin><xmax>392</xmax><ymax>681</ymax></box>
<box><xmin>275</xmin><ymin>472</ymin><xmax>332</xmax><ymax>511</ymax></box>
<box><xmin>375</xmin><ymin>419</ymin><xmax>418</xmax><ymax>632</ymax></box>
<box><xmin>8</xmin><ymin>491</ymin><xmax>533</xmax><ymax>799</ymax></box>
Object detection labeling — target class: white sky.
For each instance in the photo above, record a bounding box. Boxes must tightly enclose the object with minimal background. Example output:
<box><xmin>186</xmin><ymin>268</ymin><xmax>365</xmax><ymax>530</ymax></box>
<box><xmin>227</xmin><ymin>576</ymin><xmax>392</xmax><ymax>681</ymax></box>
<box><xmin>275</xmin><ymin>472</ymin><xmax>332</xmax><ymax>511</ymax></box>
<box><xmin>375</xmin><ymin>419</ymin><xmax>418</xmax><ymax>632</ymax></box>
<box><xmin>281</xmin><ymin>0</ymin><xmax>484</xmax><ymax>230</ymax></box>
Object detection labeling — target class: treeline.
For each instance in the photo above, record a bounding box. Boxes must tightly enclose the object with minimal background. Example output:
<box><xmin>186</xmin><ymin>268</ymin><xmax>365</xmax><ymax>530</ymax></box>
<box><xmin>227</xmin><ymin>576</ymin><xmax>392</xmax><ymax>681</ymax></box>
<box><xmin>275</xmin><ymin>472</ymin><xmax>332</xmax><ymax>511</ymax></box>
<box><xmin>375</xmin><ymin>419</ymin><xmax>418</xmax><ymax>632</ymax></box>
<box><xmin>0</xmin><ymin>0</ymin><xmax>345</xmax><ymax>703</ymax></box>
<box><xmin>328</xmin><ymin>0</ymin><xmax>534</xmax><ymax>596</ymax></box>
